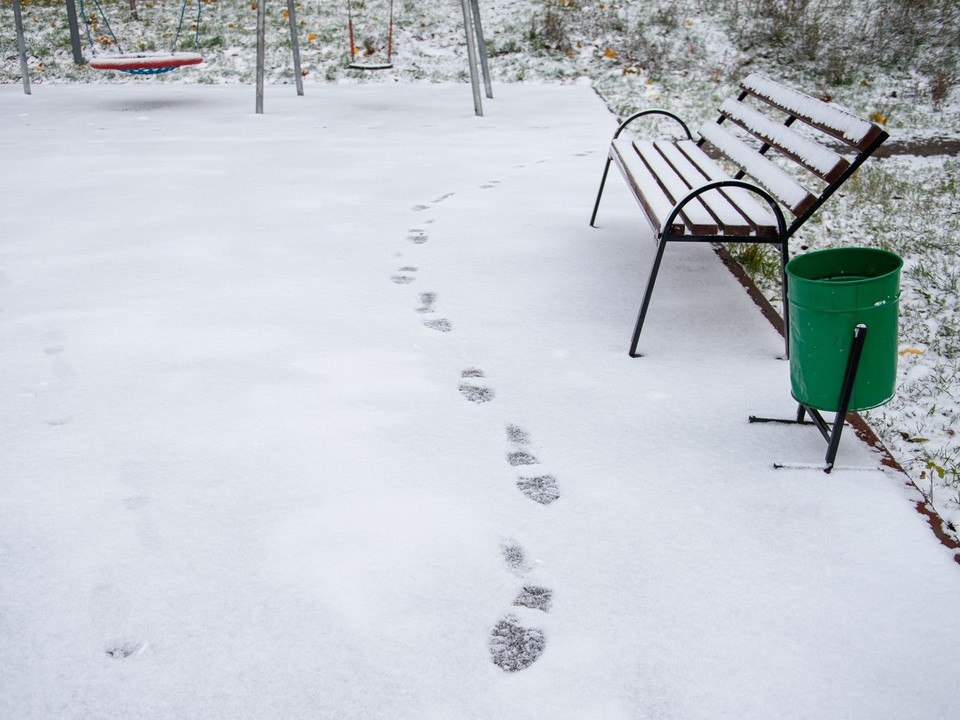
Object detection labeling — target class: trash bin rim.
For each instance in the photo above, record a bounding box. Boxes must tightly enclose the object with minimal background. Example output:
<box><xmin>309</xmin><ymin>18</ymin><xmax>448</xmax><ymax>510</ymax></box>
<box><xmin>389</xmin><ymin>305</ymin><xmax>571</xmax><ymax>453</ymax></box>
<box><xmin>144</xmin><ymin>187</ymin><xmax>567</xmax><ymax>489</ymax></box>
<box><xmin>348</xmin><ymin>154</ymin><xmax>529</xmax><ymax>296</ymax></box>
<box><xmin>786</xmin><ymin>246</ymin><xmax>903</xmax><ymax>284</ymax></box>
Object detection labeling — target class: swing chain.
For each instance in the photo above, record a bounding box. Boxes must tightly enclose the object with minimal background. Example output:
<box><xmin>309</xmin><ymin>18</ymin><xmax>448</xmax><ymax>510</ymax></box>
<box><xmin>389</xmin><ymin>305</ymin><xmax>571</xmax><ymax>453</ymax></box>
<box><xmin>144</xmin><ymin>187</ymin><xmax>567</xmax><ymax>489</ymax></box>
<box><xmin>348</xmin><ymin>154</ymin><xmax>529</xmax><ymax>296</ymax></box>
<box><xmin>77</xmin><ymin>0</ymin><xmax>202</xmax><ymax>58</ymax></box>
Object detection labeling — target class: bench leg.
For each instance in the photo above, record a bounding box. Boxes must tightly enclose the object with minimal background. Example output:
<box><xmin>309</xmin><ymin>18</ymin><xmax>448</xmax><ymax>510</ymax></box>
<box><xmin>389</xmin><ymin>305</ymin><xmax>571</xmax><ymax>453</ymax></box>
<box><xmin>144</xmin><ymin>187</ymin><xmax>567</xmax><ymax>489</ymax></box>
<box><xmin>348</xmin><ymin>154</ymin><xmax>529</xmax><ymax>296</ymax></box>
<box><xmin>629</xmin><ymin>240</ymin><xmax>666</xmax><ymax>357</ymax></box>
<box><xmin>779</xmin><ymin>239</ymin><xmax>790</xmax><ymax>357</ymax></box>
<box><xmin>589</xmin><ymin>156</ymin><xmax>612</xmax><ymax>227</ymax></box>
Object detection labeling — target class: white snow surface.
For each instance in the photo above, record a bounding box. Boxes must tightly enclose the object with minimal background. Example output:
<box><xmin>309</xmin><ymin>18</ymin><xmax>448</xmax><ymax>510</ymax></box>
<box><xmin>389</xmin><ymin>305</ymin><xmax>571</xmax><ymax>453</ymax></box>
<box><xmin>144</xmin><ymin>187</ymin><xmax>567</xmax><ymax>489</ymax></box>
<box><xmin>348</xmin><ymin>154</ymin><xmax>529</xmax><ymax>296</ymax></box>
<box><xmin>1</xmin><ymin>82</ymin><xmax>959</xmax><ymax>719</ymax></box>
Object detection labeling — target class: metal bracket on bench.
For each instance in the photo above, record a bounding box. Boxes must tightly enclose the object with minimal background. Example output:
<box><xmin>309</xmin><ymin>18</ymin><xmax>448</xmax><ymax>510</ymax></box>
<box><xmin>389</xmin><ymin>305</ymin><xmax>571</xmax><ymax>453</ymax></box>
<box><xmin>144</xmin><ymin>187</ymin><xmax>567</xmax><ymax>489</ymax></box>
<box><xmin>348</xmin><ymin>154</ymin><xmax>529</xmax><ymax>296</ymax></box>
<box><xmin>590</xmin><ymin>110</ymin><xmax>693</xmax><ymax>229</ymax></box>
<box><xmin>612</xmin><ymin>109</ymin><xmax>693</xmax><ymax>140</ymax></box>
<box><xmin>749</xmin><ymin>324</ymin><xmax>868</xmax><ymax>473</ymax></box>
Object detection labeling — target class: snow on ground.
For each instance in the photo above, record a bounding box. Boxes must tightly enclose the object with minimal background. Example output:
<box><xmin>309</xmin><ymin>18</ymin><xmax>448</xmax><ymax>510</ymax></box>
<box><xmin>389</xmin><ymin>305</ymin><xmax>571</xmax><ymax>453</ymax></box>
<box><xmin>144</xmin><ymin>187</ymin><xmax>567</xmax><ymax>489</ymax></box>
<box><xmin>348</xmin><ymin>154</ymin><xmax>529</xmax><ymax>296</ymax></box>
<box><xmin>1</xmin><ymin>82</ymin><xmax>959</xmax><ymax>719</ymax></box>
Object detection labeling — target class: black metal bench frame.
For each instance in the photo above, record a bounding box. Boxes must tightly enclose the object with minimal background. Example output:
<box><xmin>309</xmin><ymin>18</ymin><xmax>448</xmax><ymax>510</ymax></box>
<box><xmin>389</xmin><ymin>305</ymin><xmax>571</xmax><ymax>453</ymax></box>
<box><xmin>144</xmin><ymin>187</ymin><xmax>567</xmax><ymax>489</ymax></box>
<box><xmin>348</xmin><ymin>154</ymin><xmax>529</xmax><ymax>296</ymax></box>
<box><xmin>589</xmin><ymin>74</ymin><xmax>889</xmax><ymax>357</ymax></box>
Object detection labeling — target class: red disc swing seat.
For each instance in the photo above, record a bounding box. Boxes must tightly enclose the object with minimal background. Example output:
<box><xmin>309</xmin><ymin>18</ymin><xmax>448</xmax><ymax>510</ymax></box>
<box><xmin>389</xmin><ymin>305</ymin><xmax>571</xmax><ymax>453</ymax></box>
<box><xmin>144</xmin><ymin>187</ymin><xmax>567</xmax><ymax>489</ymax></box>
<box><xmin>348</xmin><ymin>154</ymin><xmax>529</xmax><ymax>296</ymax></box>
<box><xmin>79</xmin><ymin>0</ymin><xmax>204</xmax><ymax>76</ymax></box>
<box><xmin>88</xmin><ymin>52</ymin><xmax>203</xmax><ymax>74</ymax></box>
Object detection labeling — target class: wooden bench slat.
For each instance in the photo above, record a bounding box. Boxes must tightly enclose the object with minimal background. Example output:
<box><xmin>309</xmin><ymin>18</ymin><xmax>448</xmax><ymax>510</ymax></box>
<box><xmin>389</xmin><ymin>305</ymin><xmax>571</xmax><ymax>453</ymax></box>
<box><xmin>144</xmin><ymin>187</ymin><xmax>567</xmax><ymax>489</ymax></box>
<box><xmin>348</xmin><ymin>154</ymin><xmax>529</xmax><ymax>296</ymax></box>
<box><xmin>740</xmin><ymin>73</ymin><xmax>886</xmax><ymax>151</ymax></box>
<box><xmin>654</xmin><ymin>141</ymin><xmax>755</xmax><ymax>236</ymax></box>
<box><xmin>719</xmin><ymin>98</ymin><xmax>851</xmax><ymax>183</ymax></box>
<box><xmin>697</xmin><ymin>122</ymin><xmax>817</xmax><ymax>217</ymax></box>
<box><xmin>673</xmin><ymin>140</ymin><xmax>780</xmax><ymax>237</ymax></box>
<box><xmin>610</xmin><ymin>139</ymin><xmax>683</xmax><ymax>235</ymax></box>
<box><xmin>632</xmin><ymin>140</ymin><xmax>718</xmax><ymax>234</ymax></box>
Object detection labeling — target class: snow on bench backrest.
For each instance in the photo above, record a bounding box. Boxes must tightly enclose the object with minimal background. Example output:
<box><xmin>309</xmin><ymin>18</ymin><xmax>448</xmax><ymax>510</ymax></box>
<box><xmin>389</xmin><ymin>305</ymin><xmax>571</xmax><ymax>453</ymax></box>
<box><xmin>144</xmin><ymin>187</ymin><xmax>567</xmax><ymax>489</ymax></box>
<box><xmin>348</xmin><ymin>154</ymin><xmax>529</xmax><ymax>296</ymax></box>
<box><xmin>697</xmin><ymin>121</ymin><xmax>817</xmax><ymax>217</ymax></box>
<box><xmin>719</xmin><ymin>98</ymin><xmax>850</xmax><ymax>183</ymax></box>
<box><xmin>740</xmin><ymin>74</ymin><xmax>886</xmax><ymax>151</ymax></box>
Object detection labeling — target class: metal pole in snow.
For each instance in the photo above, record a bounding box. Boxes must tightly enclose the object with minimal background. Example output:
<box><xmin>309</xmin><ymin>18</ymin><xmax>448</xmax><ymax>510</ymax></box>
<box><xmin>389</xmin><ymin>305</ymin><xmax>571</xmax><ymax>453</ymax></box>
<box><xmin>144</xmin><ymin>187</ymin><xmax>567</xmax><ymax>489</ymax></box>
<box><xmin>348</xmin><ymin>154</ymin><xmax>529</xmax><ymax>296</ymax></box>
<box><xmin>286</xmin><ymin>0</ymin><xmax>304</xmax><ymax>96</ymax></box>
<box><xmin>459</xmin><ymin>0</ymin><xmax>483</xmax><ymax>116</ymax></box>
<box><xmin>469</xmin><ymin>0</ymin><xmax>493</xmax><ymax>99</ymax></box>
<box><xmin>14</xmin><ymin>0</ymin><xmax>31</xmax><ymax>95</ymax></box>
<box><xmin>64</xmin><ymin>0</ymin><xmax>84</xmax><ymax>65</ymax></box>
<box><xmin>256</xmin><ymin>0</ymin><xmax>266</xmax><ymax>114</ymax></box>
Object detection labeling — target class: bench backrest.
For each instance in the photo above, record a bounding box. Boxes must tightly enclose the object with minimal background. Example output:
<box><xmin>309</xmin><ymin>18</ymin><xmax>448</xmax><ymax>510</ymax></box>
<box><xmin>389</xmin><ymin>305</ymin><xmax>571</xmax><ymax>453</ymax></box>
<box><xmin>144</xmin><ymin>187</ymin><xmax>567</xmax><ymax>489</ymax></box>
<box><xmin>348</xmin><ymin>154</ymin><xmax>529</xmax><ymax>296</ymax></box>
<box><xmin>697</xmin><ymin>73</ymin><xmax>888</xmax><ymax>239</ymax></box>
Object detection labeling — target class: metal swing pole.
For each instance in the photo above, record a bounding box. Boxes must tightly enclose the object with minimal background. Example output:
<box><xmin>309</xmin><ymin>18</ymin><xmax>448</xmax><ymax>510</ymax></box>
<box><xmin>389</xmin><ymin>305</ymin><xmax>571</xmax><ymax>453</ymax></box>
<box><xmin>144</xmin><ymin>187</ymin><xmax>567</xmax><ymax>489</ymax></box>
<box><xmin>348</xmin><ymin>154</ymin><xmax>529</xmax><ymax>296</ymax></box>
<box><xmin>286</xmin><ymin>0</ymin><xmax>304</xmax><ymax>96</ymax></box>
<box><xmin>469</xmin><ymin>0</ymin><xmax>492</xmax><ymax>99</ymax></box>
<box><xmin>65</xmin><ymin>0</ymin><xmax>85</xmax><ymax>65</ymax></box>
<box><xmin>459</xmin><ymin>0</ymin><xmax>483</xmax><ymax>116</ymax></box>
<box><xmin>256</xmin><ymin>0</ymin><xmax>266</xmax><ymax>114</ymax></box>
<box><xmin>14</xmin><ymin>0</ymin><xmax>31</xmax><ymax>94</ymax></box>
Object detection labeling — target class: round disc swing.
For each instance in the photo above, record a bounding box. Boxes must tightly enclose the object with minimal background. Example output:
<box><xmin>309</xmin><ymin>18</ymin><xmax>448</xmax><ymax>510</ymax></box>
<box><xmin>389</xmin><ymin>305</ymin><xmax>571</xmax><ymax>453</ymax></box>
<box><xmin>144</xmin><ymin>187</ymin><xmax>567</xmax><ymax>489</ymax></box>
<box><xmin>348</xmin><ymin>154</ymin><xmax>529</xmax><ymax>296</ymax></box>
<box><xmin>347</xmin><ymin>0</ymin><xmax>394</xmax><ymax>71</ymax></box>
<box><xmin>79</xmin><ymin>0</ymin><xmax>204</xmax><ymax>75</ymax></box>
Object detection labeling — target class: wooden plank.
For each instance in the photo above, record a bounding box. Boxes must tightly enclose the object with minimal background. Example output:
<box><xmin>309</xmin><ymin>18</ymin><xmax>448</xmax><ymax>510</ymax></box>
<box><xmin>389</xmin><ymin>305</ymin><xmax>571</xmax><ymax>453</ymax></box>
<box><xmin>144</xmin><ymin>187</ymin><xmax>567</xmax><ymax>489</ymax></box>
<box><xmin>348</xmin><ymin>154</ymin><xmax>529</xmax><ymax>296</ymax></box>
<box><xmin>632</xmin><ymin>140</ymin><xmax>717</xmax><ymax>235</ymax></box>
<box><xmin>697</xmin><ymin>122</ymin><xmax>817</xmax><ymax>217</ymax></box>
<box><xmin>609</xmin><ymin>139</ymin><xmax>684</xmax><ymax>235</ymax></box>
<box><xmin>674</xmin><ymin>140</ymin><xmax>780</xmax><ymax>237</ymax></box>
<box><xmin>654</xmin><ymin>141</ymin><xmax>755</xmax><ymax>236</ymax></box>
<box><xmin>740</xmin><ymin>73</ymin><xmax>886</xmax><ymax>152</ymax></box>
<box><xmin>720</xmin><ymin>98</ymin><xmax>850</xmax><ymax>183</ymax></box>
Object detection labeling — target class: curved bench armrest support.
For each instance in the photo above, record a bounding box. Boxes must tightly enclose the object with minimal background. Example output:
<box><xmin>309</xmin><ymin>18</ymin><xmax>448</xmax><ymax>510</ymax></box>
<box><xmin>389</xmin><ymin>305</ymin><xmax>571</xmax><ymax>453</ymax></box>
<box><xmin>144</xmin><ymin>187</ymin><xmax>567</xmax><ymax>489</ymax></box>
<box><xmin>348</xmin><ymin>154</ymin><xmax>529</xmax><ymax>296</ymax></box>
<box><xmin>613</xmin><ymin>109</ymin><xmax>693</xmax><ymax>140</ymax></box>
<box><xmin>660</xmin><ymin>179</ymin><xmax>788</xmax><ymax>240</ymax></box>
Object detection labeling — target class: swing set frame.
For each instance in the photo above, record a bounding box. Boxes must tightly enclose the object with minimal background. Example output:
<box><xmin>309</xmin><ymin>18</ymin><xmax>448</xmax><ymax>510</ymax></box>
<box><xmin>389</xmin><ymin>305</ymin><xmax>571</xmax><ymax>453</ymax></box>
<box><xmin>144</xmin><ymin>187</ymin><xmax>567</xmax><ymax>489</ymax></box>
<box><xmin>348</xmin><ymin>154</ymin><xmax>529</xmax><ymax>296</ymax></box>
<box><xmin>26</xmin><ymin>1</ymin><xmax>491</xmax><ymax>115</ymax></box>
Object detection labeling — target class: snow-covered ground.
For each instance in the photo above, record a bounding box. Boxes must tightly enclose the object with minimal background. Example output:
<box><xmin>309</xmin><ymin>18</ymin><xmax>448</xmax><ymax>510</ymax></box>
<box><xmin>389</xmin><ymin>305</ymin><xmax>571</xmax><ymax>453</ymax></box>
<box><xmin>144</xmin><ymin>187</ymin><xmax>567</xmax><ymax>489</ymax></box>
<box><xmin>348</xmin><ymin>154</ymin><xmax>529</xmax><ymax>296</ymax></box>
<box><xmin>6</xmin><ymin>0</ymin><xmax>960</xmax><ymax>528</ymax></box>
<box><xmin>2</xmin><ymin>82</ymin><xmax>959</xmax><ymax>719</ymax></box>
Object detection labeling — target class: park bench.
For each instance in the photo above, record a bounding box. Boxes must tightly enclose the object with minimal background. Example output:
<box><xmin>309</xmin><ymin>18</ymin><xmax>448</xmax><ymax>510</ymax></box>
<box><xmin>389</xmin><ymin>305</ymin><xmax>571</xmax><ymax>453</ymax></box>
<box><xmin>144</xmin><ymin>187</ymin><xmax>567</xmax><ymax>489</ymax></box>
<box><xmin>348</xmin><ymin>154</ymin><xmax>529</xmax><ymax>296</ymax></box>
<box><xmin>589</xmin><ymin>73</ymin><xmax>888</xmax><ymax>357</ymax></box>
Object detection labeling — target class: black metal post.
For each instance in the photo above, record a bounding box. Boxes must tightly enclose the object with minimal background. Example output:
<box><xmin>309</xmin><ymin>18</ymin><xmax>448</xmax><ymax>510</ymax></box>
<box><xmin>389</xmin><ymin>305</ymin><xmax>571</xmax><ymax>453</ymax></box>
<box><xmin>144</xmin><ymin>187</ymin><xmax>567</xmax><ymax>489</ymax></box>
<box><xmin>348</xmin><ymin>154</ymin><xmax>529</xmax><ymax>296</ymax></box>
<box><xmin>823</xmin><ymin>324</ymin><xmax>868</xmax><ymax>472</ymax></box>
<box><xmin>589</xmin><ymin>157</ymin><xmax>612</xmax><ymax>227</ymax></box>
<box><xmin>749</xmin><ymin>324</ymin><xmax>870</xmax><ymax>472</ymax></box>
<box><xmin>65</xmin><ymin>0</ymin><xmax>85</xmax><ymax>65</ymax></box>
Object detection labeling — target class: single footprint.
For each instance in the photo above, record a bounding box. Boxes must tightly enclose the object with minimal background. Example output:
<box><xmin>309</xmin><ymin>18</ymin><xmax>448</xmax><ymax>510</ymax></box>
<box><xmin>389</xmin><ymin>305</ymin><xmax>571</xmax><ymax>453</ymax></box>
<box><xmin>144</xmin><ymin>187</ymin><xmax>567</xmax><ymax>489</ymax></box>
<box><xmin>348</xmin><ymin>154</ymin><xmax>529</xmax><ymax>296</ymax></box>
<box><xmin>424</xmin><ymin>318</ymin><xmax>452</xmax><ymax>333</ymax></box>
<box><xmin>412</xmin><ymin>204</ymin><xmax>429</xmax><ymax>212</ymax></box>
<box><xmin>513</xmin><ymin>586</ymin><xmax>553</xmax><ymax>612</ymax></box>
<box><xmin>507</xmin><ymin>451</ymin><xmax>538</xmax><ymax>467</ymax></box>
<box><xmin>431</xmin><ymin>192</ymin><xmax>455</xmax><ymax>204</ymax></box>
<box><xmin>489</xmin><ymin>615</ymin><xmax>546</xmax><ymax>672</ymax></box>
<box><xmin>516</xmin><ymin>475</ymin><xmax>560</xmax><ymax>505</ymax></box>
<box><xmin>506</xmin><ymin>424</ymin><xmax>530</xmax><ymax>445</ymax></box>
<box><xmin>416</xmin><ymin>292</ymin><xmax>437</xmax><ymax>314</ymax></box>
<box><xmin>459</xmin><ymin>384</ymin><xmax>494</xmax><ymax>404</ymax></box>
<box><xmin>105</xmin><ymin>640</ymin><xmax>144</xmax><ymax>659</ymax></box>
<box><xmin>480</xmin><ymin>180</ymin><xmax>501</xmax><ymax>189</ymax></box>
<box><xmin>408</xmin><ymin>231</ymin><xmax>429</xmax><ymax>244</ymax></box>
<box><xmin>459</xmin><ymin>368</ymin><xmax>494</xmax><ymax>403</ymax></box>
<box><xmin>394</xmin><ymin>266</ymin><xmax>418</xmax><ymax>283</ymax></box>
<box><xmin>501</xmin><ymin>543</ymin><xmax>530</xmax><ymax>574</ymax></box>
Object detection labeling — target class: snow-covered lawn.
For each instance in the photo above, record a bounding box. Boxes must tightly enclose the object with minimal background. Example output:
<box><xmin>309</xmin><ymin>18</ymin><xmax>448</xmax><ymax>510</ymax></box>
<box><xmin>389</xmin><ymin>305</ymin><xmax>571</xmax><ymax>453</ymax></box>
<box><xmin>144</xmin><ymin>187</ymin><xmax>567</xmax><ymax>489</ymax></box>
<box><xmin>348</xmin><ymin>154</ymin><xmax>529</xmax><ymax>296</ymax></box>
<box><xmin>2</xmin><ymin>82</ymin><xmax>959</xmax><ymax>719</ymax></box>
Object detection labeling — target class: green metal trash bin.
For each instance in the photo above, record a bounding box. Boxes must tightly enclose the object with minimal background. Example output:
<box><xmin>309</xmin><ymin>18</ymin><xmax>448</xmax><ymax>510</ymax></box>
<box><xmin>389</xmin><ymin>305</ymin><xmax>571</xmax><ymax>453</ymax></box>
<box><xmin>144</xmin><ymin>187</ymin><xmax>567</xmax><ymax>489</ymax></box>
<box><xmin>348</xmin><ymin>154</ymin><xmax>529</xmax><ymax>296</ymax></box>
<box><xmin>786</xmin><ymin>247</ymin><xmax>902</xmax><ymax>412</ymax></box>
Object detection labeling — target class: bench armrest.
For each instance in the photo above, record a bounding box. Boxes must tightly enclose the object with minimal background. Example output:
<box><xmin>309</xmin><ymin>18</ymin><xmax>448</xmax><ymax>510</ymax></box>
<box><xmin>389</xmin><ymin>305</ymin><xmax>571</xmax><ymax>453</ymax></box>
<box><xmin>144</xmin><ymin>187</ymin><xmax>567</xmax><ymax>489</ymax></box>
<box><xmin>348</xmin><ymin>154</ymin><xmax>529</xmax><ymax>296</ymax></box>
<box><xmin>613</xmin><ymin>109</ymin><xmax>693</xmax><ymax>140</ymax></box>
<box><xmin>661</xmin><ymin>179</ymin><xmax>788</xmax><ymax>239</ymax></box>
